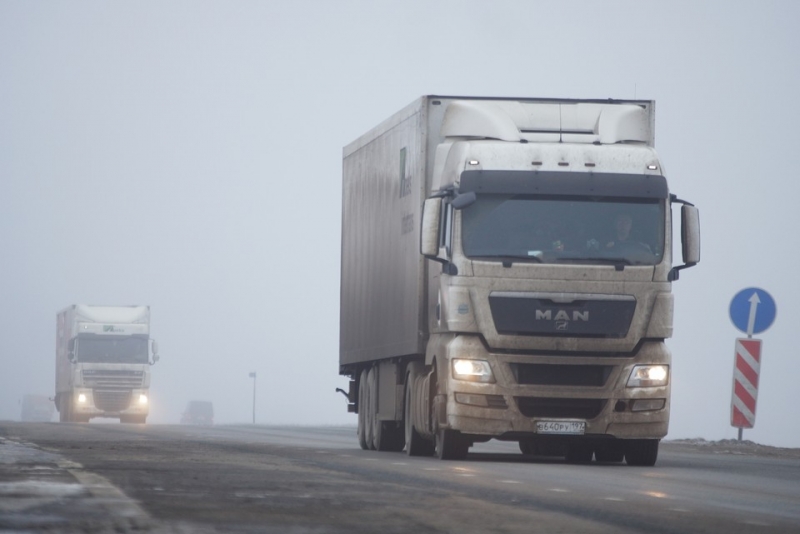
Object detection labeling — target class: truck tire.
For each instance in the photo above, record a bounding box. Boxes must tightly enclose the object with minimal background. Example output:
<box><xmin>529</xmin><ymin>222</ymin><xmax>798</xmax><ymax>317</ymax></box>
<box><xmin>357</xmin><ymin>369</ymin><xmax>369</xmax><ymax>450</ymax></box>
<box><xmin>435</xmin><ymin>428</ymin><xmax>469</xmax><ymax>460</ymax></box>
<box><xmin>404</xmin><ymin>375</ymin><xmax>434</xmax><ymax>457</ymax></box>
<box><xmin>365</xmin><ymin>368</ymin><xmax>377</xmax><ymax>450</ymax></box>
<box><xmin>625</xmin><ymin>439</ymin><xmax>659</xmax><ymax>466</ymax></box>
<box><xmin>59</xmin><ymin>395</ymin><xmax>72</xmax><ymax>423</ymax></box>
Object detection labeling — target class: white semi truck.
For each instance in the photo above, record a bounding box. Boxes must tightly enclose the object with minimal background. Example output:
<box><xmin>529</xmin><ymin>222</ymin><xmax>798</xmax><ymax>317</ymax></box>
<box><xmin>339</xmin><ymin>96</ymin><xmax>700</xmax><ymax>465</ymax></box>
<box><xmin>55</xmin><ymin>305</ymin><xmax>160</xmax><ymax>423</ymax></box>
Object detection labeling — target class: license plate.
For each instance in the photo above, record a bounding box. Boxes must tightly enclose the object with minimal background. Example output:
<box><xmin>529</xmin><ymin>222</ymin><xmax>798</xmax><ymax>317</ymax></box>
<box><xmin>536</xmin><ymin>421</ymin><xmax>586</xmax><ymax>435</ymax></box>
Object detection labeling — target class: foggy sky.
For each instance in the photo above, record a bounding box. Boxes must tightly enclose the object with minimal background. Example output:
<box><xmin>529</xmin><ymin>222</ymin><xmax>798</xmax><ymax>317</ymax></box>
<box><xmin>2</xmin><ymin>1</ymin><xmax>799</xmax><ymax>447</ymax></box>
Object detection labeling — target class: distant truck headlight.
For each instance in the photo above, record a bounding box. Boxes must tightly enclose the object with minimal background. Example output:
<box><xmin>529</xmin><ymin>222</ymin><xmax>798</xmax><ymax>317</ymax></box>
<box><xmin>627</xmin><ymin>365</ymin><xmax>669</xmax><ymax>387</ymax></box>
<box><xmin>452</xmin><ymin>359</ymin><xmax>494</xmax><ymax>383</ymax></box>
<box><xmin>77</xmin><ymin>393</ymin><xmax>87</xmax><ymax>404</ymax></box>
<box><xmin>138</xmin><ymin>394</ymin><xmax>148</xmax><ymax>405</ymax></box>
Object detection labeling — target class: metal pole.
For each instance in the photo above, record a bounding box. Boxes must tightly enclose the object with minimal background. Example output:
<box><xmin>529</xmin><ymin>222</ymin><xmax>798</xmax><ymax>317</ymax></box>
<box><xmin>252</xmin><ymin>373</ymin><xmax>256</xmax><ymax>425</ymax></box>
<box><xmin>738</xmin><ymin>427</ymin><xmax>743</xmax><ymax>441</ymax></box>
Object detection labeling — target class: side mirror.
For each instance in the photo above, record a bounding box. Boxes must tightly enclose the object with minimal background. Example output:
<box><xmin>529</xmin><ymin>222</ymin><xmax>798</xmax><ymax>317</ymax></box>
<box><xmin>681</xmin><ymin>205</ymin><xmax>701</xmax><ymax>265</ymax></box>
<box><xmin>420</xmin><ymin>197</ymin><xmax>442</xmax><ymax>258</ymax></box>
<box><xmin>67</xmin><ymin>338</ymin><xmax>76</xmax><ymax>363</ymax></box>
<box><xmin>150</xmin><ymin>339</ymin><xmax>160</xmax><ymax>365</ymax></box>
<box><xmin>451</xmin><ymin>191</ymin><xmax>476</xmax><ymax>210</ymax></box>
<box><xmin>668</xmin><ymin>202</ymin><xmax>701</xmax><ymax>281</ymax></box>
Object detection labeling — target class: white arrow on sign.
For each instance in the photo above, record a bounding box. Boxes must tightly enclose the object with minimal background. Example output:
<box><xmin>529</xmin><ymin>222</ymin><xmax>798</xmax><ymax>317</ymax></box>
<box><xmin>747</xmin><ymin>292</ymin><xmax>760</xmax><ymax>337</ymax></box>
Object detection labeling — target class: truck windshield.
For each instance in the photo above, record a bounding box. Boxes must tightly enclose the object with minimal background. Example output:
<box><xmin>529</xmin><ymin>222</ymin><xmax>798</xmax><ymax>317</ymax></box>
<box><xmin>460</xmin><ymin>195</ymin><xmax>665</xmax><ymax>265</ymax></box>
<box><xmin>76</xmin><ymin>335</ymin><xmax>149</xmax><ymax>364</ymax></box>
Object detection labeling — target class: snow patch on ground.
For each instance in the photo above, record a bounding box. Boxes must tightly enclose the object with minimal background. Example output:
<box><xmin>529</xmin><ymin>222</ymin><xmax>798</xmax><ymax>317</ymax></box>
<box><xmin>664</xmin><ymin>438</ymin><xmax>800</xmax><ymax>459</ymax></box>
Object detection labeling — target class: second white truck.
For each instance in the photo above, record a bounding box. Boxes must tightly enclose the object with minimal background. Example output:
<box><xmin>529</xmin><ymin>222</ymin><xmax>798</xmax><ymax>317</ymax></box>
<box><xmin>55</xmin><ymin>305</ymin><xmax>160</xmax><ymax>423</ymax></box>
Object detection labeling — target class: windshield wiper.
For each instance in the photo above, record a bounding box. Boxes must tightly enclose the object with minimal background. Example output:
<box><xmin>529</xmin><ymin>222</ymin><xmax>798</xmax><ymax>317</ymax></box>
<box><xmin>470</xmin><ymin>254</ymin><xmax>544</xmax><ymax>266</ymax></box>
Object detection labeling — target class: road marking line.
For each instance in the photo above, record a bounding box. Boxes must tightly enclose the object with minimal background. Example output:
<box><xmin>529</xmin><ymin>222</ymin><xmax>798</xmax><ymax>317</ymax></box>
<box><xmin>549</xmin><ymin>488</ymin><xmax>569</xmax><ymax>493</ymax></box>
<box><xmin>500</xmin><ymin>480</ymin><xmax>521</xmax><ymax>484</ymax></box>
<box><xmin>67</xmin><ymin>465</ymin><xmax>152</xmax><ymax>523</ymax></box>
<box><xmin>391</xmin><ymin>462</ymin><xmax>408</xmax><ymax>465</ymax></box>
<box><xmin>604</xmin><ymin>497</ymin><xmax>625</xmax><ymax>501</ymax></box>
<box><xmin>423</xmin><ymin>468</ymin><xmax>441</xmax><ymax>471</ymax></box>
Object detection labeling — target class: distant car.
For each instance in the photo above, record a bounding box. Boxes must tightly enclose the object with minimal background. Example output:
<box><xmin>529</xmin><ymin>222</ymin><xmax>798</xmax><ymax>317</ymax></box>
<box><xmin>21</xmin><ymin>394</ymin><xmax>54</xmax><ymax>422</ymax></box>
<box><xmin>181</xmin><ymin>400</ymin><xmax>214</xmax><ymax>425</ymax></box>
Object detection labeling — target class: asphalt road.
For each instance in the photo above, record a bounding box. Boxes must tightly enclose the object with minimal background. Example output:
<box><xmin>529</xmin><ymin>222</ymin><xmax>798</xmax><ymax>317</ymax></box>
<box><xmin>1</xmin><ymin>422</ymin><xmax>798</xmax><ymax>533</ymax></box>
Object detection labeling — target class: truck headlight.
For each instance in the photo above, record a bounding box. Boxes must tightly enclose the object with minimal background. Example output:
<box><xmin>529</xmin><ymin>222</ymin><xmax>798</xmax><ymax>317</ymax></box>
<box><xmin>627</xmin><ymin>365</ymin><xmax>669</xmax><ymax>387</ymax></box>
<box><xmin>138</xmin><ymin>394</ymin><xmax>148</xmax><ymax>405</ymax></box>
<box><xmin>77</xmin><ymin>393</ymin><xmax>87</xmax><ymax>404</ymax></box>
<box><xmin>452</xmin><ymin>359</ymin><xmax>494</xmax><ymax>383</ymax></box>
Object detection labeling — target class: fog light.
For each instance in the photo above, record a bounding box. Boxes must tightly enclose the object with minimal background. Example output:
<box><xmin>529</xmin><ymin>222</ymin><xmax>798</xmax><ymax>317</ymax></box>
<box><xmin>631</xmin><ymin>399</ymin><xmax>666</xmax><ymax>412</ymax></box>
<box><xmin>138</xmin><ymin>394</ymin><xmax>148</xmax><ymax>405</ymax></box>
<box><xmin>77</xmin><ymin>393</ymin><xmax>87</xmax><ymax>404</ymax></box>
<box><xmin>455</xmin><ymin>393</ymin><xmax>489</xmax><ymax>407</ymax></box>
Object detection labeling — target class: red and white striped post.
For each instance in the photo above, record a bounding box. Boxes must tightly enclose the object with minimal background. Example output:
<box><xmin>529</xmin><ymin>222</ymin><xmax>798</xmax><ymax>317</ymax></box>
<box><xmin>729</xmin><ymin>288</ymin><xmax>776</xmax><ymax>441</ymax></box>
<box><xmin>731</xmin><ymin>338</ymin><xmax>762</xmax><ymax>436</ymax></box>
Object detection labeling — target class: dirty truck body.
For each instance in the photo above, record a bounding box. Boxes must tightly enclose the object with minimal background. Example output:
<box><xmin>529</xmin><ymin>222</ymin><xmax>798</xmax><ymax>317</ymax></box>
<box><xmin>339</xmin><ymin>96</ymin><xmax>700</xmax><ymax>465</ymax></box>
<box><xmin>55</xmin><ymin>304</ymin><xmax>159</xmax><ymax>423</ymax></box>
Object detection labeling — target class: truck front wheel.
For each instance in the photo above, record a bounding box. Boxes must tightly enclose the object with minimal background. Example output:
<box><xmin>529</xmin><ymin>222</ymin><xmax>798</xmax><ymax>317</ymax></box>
<box><xmin>59</xmin><ymin>395</ymin><xmax>72</xmax><ymax>423</ymax></box>
<box><xmin>404</xmin><ymin>374</ymin><xmax>434</xmax><ymax>457</ymax></box>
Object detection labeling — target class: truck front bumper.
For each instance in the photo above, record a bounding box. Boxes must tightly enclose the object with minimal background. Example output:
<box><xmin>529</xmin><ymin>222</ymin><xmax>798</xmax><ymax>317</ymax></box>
<box><xmin>72</xmin><ymin>389</ymin><xmax>150</xmax><ymax>417</ymax></box>
<box><xmin>442</xmin><ymin>337</ymin><xmax>670</xmax><ymax>440</ymax></box>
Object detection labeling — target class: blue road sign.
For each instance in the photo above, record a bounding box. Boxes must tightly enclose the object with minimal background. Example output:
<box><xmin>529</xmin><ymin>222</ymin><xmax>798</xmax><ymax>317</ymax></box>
<box><xmin>730</xmin><ymin>288</ymin><xmax>776</xmax><ymax>335</ymax></box>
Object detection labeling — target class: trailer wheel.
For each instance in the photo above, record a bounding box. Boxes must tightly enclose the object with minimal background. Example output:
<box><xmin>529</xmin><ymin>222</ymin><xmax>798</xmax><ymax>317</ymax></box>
<box><xmin>357</xmin><ymin>369</ymin><xmax>369</xmax><ymax>450</ymax></box>
<box><xmin>625</xmin><ymin>439</ymin><xmax>659</xmax><ymax>466</ymax></box>
<box><xmin>365</xmin><ymin>368</ymin><xmax>377</xmax><ymax>450</ymax></box>
<box><xmin>404</xmin><ymin>374</ymin><xmax>434</xmax><ymax>457</ymax></box>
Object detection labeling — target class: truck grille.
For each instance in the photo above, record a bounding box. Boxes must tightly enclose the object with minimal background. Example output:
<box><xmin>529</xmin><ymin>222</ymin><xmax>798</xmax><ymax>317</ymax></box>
<box><xmin>94</xmin><ymin>390</ymin><xmax>132</xmax><ymax>412</ymax></box>
<box><xmin>515</xmin><ymin>397</ymin><xmax>607</xmax><ymax>419</ymax></box>
<box><xmin>509</xmin><ymin>364</ymin><xmax>613</xmax><ymax>387</ymax></box>
<box><xmin>82</xmin><ymin>370</ymin><xmax>144</xmax><ymax>388</ymax></box>
<box><xmin>489</xmin><ymin>293</ymin><xmax>636</xmax><ymax>338</ymax></box>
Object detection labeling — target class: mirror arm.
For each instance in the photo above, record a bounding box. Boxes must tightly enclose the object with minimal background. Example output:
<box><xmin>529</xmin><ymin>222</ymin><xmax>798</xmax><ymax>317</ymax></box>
<box><xmin>669</xmin><ymin>194</ymin><xmax>695</xmax><ymax>207</ymax></box>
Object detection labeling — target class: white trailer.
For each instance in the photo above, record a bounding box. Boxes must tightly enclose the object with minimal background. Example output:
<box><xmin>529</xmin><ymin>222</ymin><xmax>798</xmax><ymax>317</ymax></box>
<box><xmin>339</xmin><ymin>96</ymin><xmax>700</xmax><ymax>465</ymax></box>
<box><xmin>55</xmin><ymin>305</ymin><xmax>160</xmax><ymax>423</ymax></box>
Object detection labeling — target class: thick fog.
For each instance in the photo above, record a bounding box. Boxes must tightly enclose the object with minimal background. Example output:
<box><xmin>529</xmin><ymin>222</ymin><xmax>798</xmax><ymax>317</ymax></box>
<box><xmin>2</xmin><ymin>1</ymin><xmax>799</xmax><ymax>447</ymax></box>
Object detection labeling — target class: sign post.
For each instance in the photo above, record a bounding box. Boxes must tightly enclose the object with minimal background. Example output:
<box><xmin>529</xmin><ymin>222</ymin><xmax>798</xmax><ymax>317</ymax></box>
<box><xmin>728</xmin><ymin>288</ymin><xmax>776</xmax><ymax>441</ymax></box>
<box><xmin>249</xmin><ymin>371</ymin><xmax>257</xmax><ymax>424</ymax></box>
